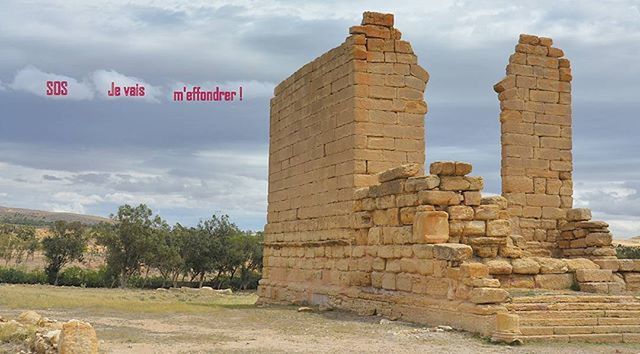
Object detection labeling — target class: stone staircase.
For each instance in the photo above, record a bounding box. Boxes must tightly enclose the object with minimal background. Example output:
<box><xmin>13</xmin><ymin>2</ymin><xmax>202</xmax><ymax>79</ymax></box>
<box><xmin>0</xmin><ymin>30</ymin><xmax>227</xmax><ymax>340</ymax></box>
<box><xmin>507</xmin><ymin>292</ymin><xmax>640</xmax><ymax>343</ymax></box>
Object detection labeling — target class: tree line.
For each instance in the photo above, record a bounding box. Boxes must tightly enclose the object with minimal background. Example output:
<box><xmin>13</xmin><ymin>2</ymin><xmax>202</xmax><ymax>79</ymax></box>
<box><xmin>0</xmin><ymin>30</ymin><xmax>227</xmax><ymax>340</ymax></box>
<box><xmin>0</xmin><ymin>204</ymin><xmax>263</xmax><ymax>289</ymax></box>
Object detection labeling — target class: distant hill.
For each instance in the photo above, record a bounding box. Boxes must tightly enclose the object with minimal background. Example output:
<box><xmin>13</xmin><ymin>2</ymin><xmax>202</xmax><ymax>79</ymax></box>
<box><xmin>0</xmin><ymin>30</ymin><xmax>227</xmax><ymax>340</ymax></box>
<box><xmin>614</xmin><ymin>236</ymin><xmax>640</xmax><ymax>248</ymax></box>
<box><xmin>0</xmin><ymin>206</ymin><xmax>112</xmax><ymax>226</ymax></box>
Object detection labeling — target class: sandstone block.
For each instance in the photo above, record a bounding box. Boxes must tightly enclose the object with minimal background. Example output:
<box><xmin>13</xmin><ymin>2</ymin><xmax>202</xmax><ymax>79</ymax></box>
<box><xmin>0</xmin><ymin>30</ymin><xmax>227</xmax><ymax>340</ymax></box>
<box><xmin>469</xmin><ymin>278</ymin><xmax>501</xmax><ymax>288</ymax></box>
<box><xmin>413</xmin><ymin>211</ymin><xmax>449</xmax><ymax>244</ymax></box>
<box><xmin>579</xmin><ymin>282</ymin><xmax>609</xmax><ymax>293</ymax></box>
<box><xmin>405</xmin><ymin>175</ymin><xmax>440</xmax><ymax>192</ymax></box>
<box><xmin>585</xmin><ymin>232</ymin><xmax>612</xmax><ymax>247</ymax></box>
<box><xmin>349</xmin><ymin>25</ymin><xmax>391</xmax><ymax>39</ymax></box>
<box><xmin>481</xmin><ymin>196</ymin><xmax>508</xmax><ymax>209</ymax></box>
<box><xmin>576</xmin><ymin>221</ymin><xmax>609</xmax><ymax>229</ymax></box>
<box><xmin>429</xmin><ymin>161</ymin><xmax>472</xmax><ymax>176</ymax></box>
<box><xmin>59</xmin><ymin>320</ymin><xmax>99</xmax><ymax>354</ymax></box>
<box><xmin>486</xmin><ymin>260</ymin><xmax>513</xmax><ymax>275</ymax></box>
<box><xmin>463</xmin><ymin>191</ymin><xmax>482</xmax><ymax>206</ymax></box>
<box><xmin>567</xmin><ymin>208</ymin><xmax>591</xmax><ymax>222</ymax></box>
<box><xmin>395</xmin><ymin>273</ymin><xmax>413</xmax><ymax>291</ymax></box>
<box><xmin>512</xmin><ymin>258</ymin><xmax>540</xmax><ymax>274</ymax></box>
<box><xmin>381</xmin><ymin>272</ymin><xmax>396</xmax><ymax>290</ymax></box>
<box><xmin>486</xmin><ymin>220</ymin><xmax>511</xmax><ymax>237</ymax></box>
<box><xmin>362</xmin><ymin>11</ymin><xmax>394</xmax><ymax>27</ymax></box>
<box><xmin>418</xmin><ymin>190</ymin><xmax>462</xmax><ymax>206</ymax></box>
<box><xmin>535</xmin><ymin>257</ymin><xmax>569</xmax><ymax>274</ymax></box>
<box><xmin>439</xmin><ymin>176</ymin><xmax>484</xmax><ymax>191</ymax></box>
<box><xmin>576</xmin><ymin>269</ymin><xmax>612</xmax><ymax>282</ymax></box>
<box><xmin>378</xmin><ymin>163</ymin><xmax>421</xmax><ymax>182</ymax></box>
<box><xmin>495</xmin><ymin>313</ymin><xmax>520</xmax><ymax>334</ymax></box>
<box><xmin>448</xmin><ymin>205</ymin><xmax>474</xmax><ymax>220</ymax></box>
<box><xmin>462</xmin><ymin>221</ymin><xmax>486</xmax><ymax>236</ymax></box>
<box><xmin>519</xmin><ymin>34</ymin><xmax>540</xmax><ymax>45</ymax></box>
<box><xmin>412</xmin><ymin>244</ymin><xmax>434</xmax><ymax>259</ymax></box>
<box><xmin>460</xmin><ymin>262</ymin><xmax>489</xmax><ymax>278</ymax></box>
<box><xmin>494</xmin><ymin>75</ymin><xmax>516</xmax><ymax>93</ymax></box>
<box><xmin>534</xmin><ymin>273</ymin><xmax>574</xmax><ymax>289</ymax></box>
<box><xmin>469</xmin><ymin>287</ymin><xmax>509</xmax><ymax>304</ymax></box>
<box><xmin>433</xmin><ymin>243</ymin><xmax>473</xmax><ymax>261</ymax></box>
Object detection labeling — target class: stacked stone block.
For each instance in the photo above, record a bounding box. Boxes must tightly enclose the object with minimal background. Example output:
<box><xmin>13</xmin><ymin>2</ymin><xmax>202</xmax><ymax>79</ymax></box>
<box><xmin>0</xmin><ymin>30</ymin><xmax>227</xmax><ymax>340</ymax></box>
<box><xmin>352</xmin><ymin>162</ymin><xmax>510</xmax><ymax>304</ymax></box>
<box><xmin>354</xmin><ymin>161</ymin><xmax>516</xmax><ymax>261</ymax></box>
<box><xmin>261</xmin><ymin>11</ymin><xmax>429</xmax><ymax>301</ymax></box>
<box><xmin>494</xmin><ymin>34</ymin><xmax>573</xmax><ymax>255</ymax></box>
<box><xmin>558</xmin><ymin>208</ymin><xmax>616</xmax><ymax>259</ymax></box>
<box><xmin>260</xmin><ymin>13</ymin><xmax>640</xmax><ymax>343</ymax></box>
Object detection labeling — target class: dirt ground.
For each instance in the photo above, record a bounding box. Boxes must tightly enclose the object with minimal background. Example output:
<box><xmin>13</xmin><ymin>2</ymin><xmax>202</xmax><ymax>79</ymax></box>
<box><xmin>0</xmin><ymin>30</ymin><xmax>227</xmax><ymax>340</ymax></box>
<box><xmin>0</xmin><ymin>284</ymin><xmax>639</xmax><ymax>353</ymax></box>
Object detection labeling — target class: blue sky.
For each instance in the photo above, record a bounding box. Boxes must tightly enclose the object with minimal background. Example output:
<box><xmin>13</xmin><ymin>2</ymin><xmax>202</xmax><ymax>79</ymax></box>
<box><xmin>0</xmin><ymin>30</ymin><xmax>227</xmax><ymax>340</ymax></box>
<box><xmin>0</xmin><ymin>1</ymin><xmax>639</xmax><ymax>236</ymax></box>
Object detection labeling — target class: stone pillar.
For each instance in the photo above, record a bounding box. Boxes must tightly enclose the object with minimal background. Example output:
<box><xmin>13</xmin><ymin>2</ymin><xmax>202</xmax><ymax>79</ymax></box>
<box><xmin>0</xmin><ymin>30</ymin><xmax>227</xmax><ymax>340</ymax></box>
<box><xmin>259</xmin><ymin>12</ymin><xmax>429</xmax><ymax>301</ymax></box>
<box><xmin>494</xmin><ymin>34</ymin><xmax>573</xmax><ymax>256</ymax></box>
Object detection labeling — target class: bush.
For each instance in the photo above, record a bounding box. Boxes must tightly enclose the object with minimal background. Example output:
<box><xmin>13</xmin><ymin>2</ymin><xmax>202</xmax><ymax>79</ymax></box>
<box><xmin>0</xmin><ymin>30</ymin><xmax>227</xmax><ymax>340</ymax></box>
<box><xmin>57</xmin><ymin>266</ymin><xmax>116</xmax><ymax>288</ymax></box>
<box><xmin>0</xmin><ymin>267</ymin><xmax>46</xmax><ymax>284</ymax></box>
<box><xmin>616</xmin><ymin>245</ymin><xmax>640</xmax><ymax>259</ymax></box>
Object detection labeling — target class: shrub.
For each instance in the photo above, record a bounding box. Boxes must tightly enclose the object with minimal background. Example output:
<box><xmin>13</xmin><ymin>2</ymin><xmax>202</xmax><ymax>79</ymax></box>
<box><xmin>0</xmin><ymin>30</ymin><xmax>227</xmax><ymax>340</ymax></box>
<box><xmin>616</xmin><ymin>244</ymin><xmax>640</xmax><ymax>259</ymax></box>
<box><xmin>0</xmin><ymin>267</ymin><xmax>46</xmax><ymax>284</ymax></box>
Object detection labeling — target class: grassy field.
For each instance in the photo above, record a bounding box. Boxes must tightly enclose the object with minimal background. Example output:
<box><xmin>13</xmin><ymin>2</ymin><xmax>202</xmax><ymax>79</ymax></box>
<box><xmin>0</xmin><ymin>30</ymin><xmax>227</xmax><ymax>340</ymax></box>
<box><xmin>1</xmin><ymin>284</ymin><xmax>640</xmax><ymax>353</ymax></box>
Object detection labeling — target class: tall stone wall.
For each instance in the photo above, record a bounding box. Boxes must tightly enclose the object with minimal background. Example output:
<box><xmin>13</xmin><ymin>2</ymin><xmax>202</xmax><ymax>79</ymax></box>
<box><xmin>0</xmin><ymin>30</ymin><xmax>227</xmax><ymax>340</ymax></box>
<box><xmin>262</xmin><ymin>12</ymin><xmax>429</xmax><ymax>296</ymax></box>
<box><xmin>494</xmin><ymin>34</ymin><xmax>573</xmax><ymax>256</ymax></box>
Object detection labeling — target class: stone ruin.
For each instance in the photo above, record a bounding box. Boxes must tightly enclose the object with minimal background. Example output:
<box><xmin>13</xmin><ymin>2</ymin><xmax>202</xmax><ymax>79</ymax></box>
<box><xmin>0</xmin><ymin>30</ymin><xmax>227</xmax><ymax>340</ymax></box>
<box><xmin>258</xmin><ymin>12</ymin><xmax>640</xmax><ymax>343</ymax></box>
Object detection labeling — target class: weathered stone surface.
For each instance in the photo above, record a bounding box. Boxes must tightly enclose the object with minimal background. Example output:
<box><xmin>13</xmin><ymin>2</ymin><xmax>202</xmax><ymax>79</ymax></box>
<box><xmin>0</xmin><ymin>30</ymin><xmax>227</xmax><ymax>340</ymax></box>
<box><xmin>378</xmin><ymin>163</ymin><xmax>421</xmax><ymax>183</ymax></box>
<box><xmin>567</xmin><ymin>208</ymin><xmax>591</xmax><ymax>221</ymax></box>
<box><xmin>585</xmin><ymin>232</ymin><xmax>612</xmax><ymax>246</ymax></box>
<box><xmin>433</xmin><ymin>243</ymin><xmax>473</xmax><ymax>261</ymax></box>
<box><xmin>460</xmin><ymin>262</ymin><xmax>489</xmax><ymax>278</ymax></box>
<box><xmin>576</xmin><ymin>221</ymin><xmax>609</xmax><ymax>229</ymax></box>
<box><xmin>413</xmin><ymin>211</ymin><xmax>449</xmax><ymax>244</ymax></box>
<box><xmin>576</xmin><ymin>269</ymin><xmax>613</xmax><ymax>282</ymax></box>
<box><xmin>469</xmin><ymin>287</ymin><xmax>509</xmax><ymax>304</ymax></box>
<box><xmin>405</xmin><ymin>175</ymin><xmax>440</xmax><ymax>192</ymax></box>
<box><xmin>512</xmin><ymin>258</ymin><xmax>540</xmax><ymax>274</ymax></box>
<box><xmin>486</xmin><ymin>260</ymin><xmax>513</xmax><ymax>275</ymax></box>
<box><xmin>362</xmin><ymin>11</ymin><xmax>394</xmax><ymax>27</ymax></box>
<box><xmin>535</xmin><ymin>257</ymin><xmax>568</xmax><ymax>274</ymax></box>
<box><xmin>481</xmin><ymin>196</ymin><xmax>508</xmax><ymax>209</ymax></box>
<box><xmin>564</xmin><ymin>258</ymin><xmax>600</xmax><ymax>272</ymax></box>
<box><xmin>418</xmin><ymin>190</ymin><xmax>463</xmax><ymax>206</ymax></box>
<box><xmin>534</xmin><ymin>273</ymin><xmax>574</xmax><ymax>289</ymax></box>
<box><xmin>486</xmin><ymin>220</ymin><xmax>511</xmax><ymax>237</ymax></box>
<box><xmin>429</xmin><ymin>161</ymin><xmax>472</xmax><ymax>176</ymax></box>
<box><xmin>59</xmin><ymin>320</ymin><xmax>99</xmax><ymax>354</ymax></box>
<box><xmin>448</xmin><ymin>205</ymin><xmax>474</xmax><ymax>220</ymax></box>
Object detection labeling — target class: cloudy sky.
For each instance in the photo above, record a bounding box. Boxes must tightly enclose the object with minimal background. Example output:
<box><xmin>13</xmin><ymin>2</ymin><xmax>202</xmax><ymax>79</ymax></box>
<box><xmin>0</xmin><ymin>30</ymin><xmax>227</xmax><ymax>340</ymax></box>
<box><xmin>0</xmin><ymin>1</ymin><xmax>639</xmax><ymax>237</ymax></box>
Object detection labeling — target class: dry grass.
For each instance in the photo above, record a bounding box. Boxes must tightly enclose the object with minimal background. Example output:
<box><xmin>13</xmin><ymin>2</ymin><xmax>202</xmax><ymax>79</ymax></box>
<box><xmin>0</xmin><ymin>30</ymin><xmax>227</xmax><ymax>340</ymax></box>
<box><xmin>0</xmin><ymin>284</ymin><xmax>256</xmax><ymax>314</ymax></box>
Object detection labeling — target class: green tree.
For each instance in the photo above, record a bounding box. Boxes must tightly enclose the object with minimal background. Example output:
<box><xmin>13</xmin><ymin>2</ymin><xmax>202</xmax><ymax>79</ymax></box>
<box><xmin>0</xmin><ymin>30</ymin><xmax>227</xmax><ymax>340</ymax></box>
<box><xmin>148</xmin><ymin>225</ymin><xmax>185</xmax><ymax>288</ymax></box>
<box><xmin>0</xmin><ymin>224</ymin><xmax>38</xmax><ymax>265</ymax></box>
<box><xmin>233</xmin><ymin>231</ymin><xmax>264</xmax><ymax>289</ymax></box>
<box><xmin>41</xmin><ymin>221</ymin><xmax>87</xmax><ymax>285</ymax></box>
<box><xmin>95</xmin><ymin>204</ymin><xmax>168</xmax><ymax>288</ymax></box>
<box><xmin>179</xmin><ymin>215</ymin><xmax>243</xmax><ymax>288</ymax></box>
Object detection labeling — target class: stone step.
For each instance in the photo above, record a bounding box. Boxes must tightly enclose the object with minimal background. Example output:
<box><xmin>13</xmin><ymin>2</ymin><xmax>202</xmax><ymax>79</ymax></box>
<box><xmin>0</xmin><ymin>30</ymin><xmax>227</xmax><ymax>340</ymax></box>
<box><xmin>521</xmin><ymin>317</ymin><xmax>640</xmax><ymax>326</ymax></box>
<box><xmin>507</xmin><ymin>302</ymin><xmax>640</xmax><ymax>311</ymax></box>
<box><xmin>523</xmin><ymin>333</ymin><xmax>640</xmax><ymax>343</ymax></box>
<box><xmin>512</xmin><ymin>310</ymin><xmax>640</xmax><ymax>318</ymax></box>
<box><xmin>510</xmin><ymin>294</ymin><xmax>639</xmax><ymax>303</ymax></box>
<box><xmin>521</xmin><ymin>325</ymin><xmax>640</xmax><ymax>336</ymax></box>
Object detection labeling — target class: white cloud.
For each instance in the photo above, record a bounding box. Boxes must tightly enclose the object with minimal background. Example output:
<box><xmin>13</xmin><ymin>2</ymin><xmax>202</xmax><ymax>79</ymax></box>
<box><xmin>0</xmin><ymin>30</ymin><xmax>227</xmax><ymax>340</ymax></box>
<box><xmin>91</xmin><ymin>69</ymin><xmax>162</xmax><ymax>102</ymax></box>
<box><xmin>9</xmin><ymin>66</ymin><xmax>94</xmax><ymax>100</ymax></box>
